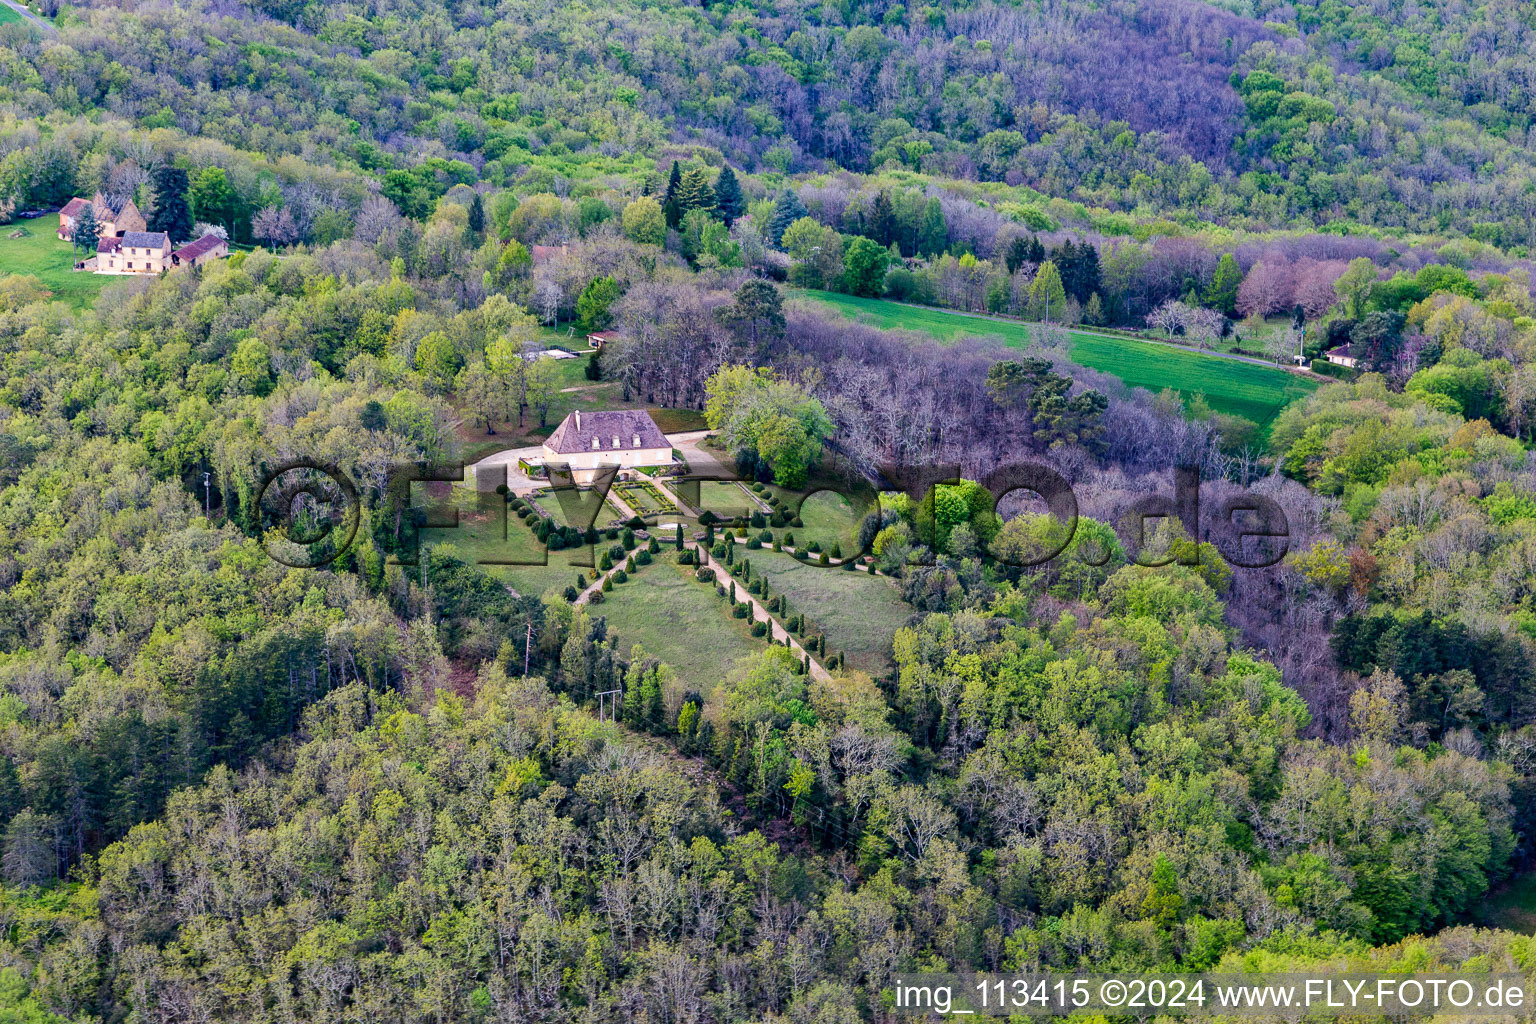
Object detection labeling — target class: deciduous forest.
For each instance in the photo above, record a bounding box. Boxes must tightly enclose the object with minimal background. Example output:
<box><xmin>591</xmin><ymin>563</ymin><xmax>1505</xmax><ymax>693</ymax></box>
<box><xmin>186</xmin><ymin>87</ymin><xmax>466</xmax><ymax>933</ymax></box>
<box><xmin>4</xmin><ymin>0</ymin><xmax>1536</xmax><ymax>1020</ymax></box>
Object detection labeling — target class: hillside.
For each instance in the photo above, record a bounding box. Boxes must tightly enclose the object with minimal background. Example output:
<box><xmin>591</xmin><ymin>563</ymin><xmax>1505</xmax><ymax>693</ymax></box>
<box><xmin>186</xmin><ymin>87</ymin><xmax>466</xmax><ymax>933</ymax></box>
<box><xmin>5</xmin><ymin>0</ymin><xmax>1536</xmax><ymax>1021</ymax></box>
<box><xmin>4</xmin><ymin>0</ymin><xmax>1536</xmax><ymax>240</ymax></box>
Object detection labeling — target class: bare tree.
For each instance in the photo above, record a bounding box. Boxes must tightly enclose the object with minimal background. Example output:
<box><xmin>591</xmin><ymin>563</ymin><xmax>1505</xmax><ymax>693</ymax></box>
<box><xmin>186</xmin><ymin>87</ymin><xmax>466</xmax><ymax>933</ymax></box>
<box><xmin>1146</xmin><ymin>299</ymin><xmax>1191</xmax><ymax>339</ymax></box>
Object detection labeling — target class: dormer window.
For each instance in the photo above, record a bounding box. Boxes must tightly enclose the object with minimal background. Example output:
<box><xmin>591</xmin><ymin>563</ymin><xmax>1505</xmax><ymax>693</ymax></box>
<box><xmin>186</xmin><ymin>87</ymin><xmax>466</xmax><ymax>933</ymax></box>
<box><xmin>612</xmin><ymin>435</ymin><xmax>620</xmax><ymax>448</ymax></box>
<box><xmin>632</xmin><ymin>434</ymin><xmax>641</xmax><ymax>447</ymax></box>
<box><xmin>592</xmin><ymin>438</ymin><xmax>601</xmax><ymax>449</ymax></box>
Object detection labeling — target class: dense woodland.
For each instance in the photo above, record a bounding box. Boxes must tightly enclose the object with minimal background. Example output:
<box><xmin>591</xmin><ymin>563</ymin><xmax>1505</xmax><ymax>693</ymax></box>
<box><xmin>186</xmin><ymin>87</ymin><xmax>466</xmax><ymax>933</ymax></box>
<box><xmin>6</xmin><ymin>0</ymin><xmax>1536</xmax><ymax>1020</ymax></box>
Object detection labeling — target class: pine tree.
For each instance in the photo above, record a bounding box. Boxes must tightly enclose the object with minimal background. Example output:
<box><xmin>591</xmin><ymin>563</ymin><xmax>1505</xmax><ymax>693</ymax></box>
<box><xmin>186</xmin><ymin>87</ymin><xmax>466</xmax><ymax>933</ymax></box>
<box><xmin>1027</xmin><ymin>235</ymin><xmax>1046</xmax><ymax>264</ymax></box>
<box><xmin>675</xmin><ymin>167</ymin><xmax>716</xmax><ymax>216</ymax></box>
<box><xmin>662</xmin><ymin>160</ymin><xmax>684</xmax><ymax>229</ymax></box>
<box><xmin>1052</xmin><ymin>239</ymin><xmax>1078</xmax><ymax>298</ymax></box>
<box><xmin>467</xmin><ymin>193</ymin><xmax>485</xmax><ymax>235</ymax></box>
<box><xmin>715</xmin><ymin>165</ymin><xmax>745</xmax><ymax>226</ymax></box>
<box><xmin>71</xmin><ymin>203</ymin><xmax>100</xmax><ymax>257</ymax></box>
<box><xmin>1077</xmin><ymin>241</ymin><xmax>1101</xmax><ymax>302</ymax></box>
<box><xmin>768</xmin><ymin>188</ymin><xmax>807</xmax><ymax>246</ymax></box>
<box><xmin>148</xmin><ymin>165</ymin><xmax>193</xmax><ymax>242</ymax></box>
<box><xmin>1005</xmin><ymin>235</ymin><xmax>1031</xmax><ymax>274</ymax></box>
<box><xmin>868</xmin><ymin>191</ymin><xmax>896</xmax><ymax>247</ymax></box>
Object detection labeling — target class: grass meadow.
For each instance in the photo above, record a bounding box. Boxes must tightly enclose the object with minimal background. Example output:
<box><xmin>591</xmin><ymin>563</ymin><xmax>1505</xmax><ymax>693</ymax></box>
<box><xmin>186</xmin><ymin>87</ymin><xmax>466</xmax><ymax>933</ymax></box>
<box><xmin>794</xmin><ymin>289</ymin><xmax>1319</xmax><ymax>426</ymax></box>
<box><xmin>597</xmin><ymin>560</ymin><xmax>768</xmax><ymax>690</ymax></box>
<box><xmin>1</xmin><ymin>214</ymin><xmax>110</xmax><ymax>308</ymax></box>
<box><xmin>746</xmin><ymin>550</ymin><xmax>911</xmax><ymax>676</ymax></box>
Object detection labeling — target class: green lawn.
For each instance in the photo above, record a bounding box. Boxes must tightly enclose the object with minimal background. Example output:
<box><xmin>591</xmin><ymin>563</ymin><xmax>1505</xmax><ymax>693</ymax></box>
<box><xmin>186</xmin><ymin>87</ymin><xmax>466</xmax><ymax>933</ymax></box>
<box><xmin>745</xmin><ymin>550</ymin><xmax>911</xmax><ymax>677</ymax></box>
<box><xmin>529</xmin><ymin>489</ymin><xmax>626</xmax><ymax>529</ymax></box>
<box><xmin>694</xmin><ymin>480</ymin><xmax>757</xmax><ymax>520</ymax></box>
<box><xmin>595</xmin><ymin>561</ymin><xmax>768</xmax><ymax>691</ymax></box>
<box><xmin>414</xmin><ymin>481</ymin><xmax>655</xmax><ymax>598</ymax></box>
<box><xmin>0</xmin><ymin>215</ymin><xmax>109</xmax><ymax>309</ymax></box>
<box><xmin>794</xmin><ymin>289</ymin><xmax>1318</xmax><ymax>426</ymax></box>
<box><xmin>0</xmin><ymin>4</ymin><xmax>26</xmax><ymax>24</ymax></box>
<box><xmin>414</xmin><ymin>483</ymin><xmax>591</xmax><ymax>599</ymax></box>
<box><xmin>769</xmin><ymin>485</ymin><xmax>865</xmax><ymax>555</ymax></box>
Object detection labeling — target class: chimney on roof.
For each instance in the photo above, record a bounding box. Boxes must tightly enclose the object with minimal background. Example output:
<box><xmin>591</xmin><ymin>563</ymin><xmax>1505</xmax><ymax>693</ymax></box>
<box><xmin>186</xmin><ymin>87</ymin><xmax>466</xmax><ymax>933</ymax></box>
<box><xmin>574</xmin><ymin>410</ymin><xmax>581</xmax><ymax>431</ymax></box>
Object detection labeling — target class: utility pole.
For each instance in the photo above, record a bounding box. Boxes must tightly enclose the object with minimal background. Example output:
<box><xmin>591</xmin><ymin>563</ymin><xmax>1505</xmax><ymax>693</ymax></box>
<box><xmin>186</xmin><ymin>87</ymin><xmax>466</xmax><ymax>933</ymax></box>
<box><xmin>202</xmin><ymin>470</ymin><xmax>211</xmax><ymax>516</ymax></box>
<box><xmin>596</xmin><ymin>688</ymin><xmax>622</xmax><ymax>723</ymax></box>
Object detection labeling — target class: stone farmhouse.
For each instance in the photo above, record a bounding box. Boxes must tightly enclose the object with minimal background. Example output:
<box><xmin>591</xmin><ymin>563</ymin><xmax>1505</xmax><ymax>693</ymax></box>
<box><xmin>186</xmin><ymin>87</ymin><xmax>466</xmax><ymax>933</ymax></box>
<box><xmin>537</xmin><ymin>409</ymin><xmax>673</xmax><ymax>485</ymax></box>
<box><xmin>58</xmin><ymin>193</ymin><xmax>146</xmax><ymax>240</ymax></box>
<box><xmin>85</xmin><ymin>230</ymin><xmax>230</xmax><ymax>275</ymax></box>
<box><xmin>59</xmin><ymin>191</ymin><xmax>230</xmax><ymax>275</ymax></box>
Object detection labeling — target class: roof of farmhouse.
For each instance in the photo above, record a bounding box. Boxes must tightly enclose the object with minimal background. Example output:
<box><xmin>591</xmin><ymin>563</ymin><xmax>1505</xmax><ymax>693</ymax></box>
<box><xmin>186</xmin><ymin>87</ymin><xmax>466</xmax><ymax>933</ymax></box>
<box><xmin>543</xmin><ymin>409</ymin><xmax>668</xmax><ymax>455</ymax></box>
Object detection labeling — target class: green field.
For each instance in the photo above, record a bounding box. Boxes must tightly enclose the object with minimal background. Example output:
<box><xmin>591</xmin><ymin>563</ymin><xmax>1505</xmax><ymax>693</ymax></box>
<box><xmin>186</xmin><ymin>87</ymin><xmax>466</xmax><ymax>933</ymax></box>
<box><xmin>746</xmin><ymin>550</ymin><xmax>911</xmax><ymax>676</ymax></box>
<box><xmin>596</xmin><ymin>561</ymin><xmax>768</xmax><ymax>691</ymax></box>
<box><xmin>794</xmin><ymin>290</ymin><xmax>1318</xmax><ymax>425</ymax></box>
<box><xmin>0</xmin><ymin>215</ymin><xmax>109</xmax><ymax>309</ymax></box>
<box><xmin>0</xmin><ymin>4</ymin><xmax>25</xmax><ymax>25</ymax></box>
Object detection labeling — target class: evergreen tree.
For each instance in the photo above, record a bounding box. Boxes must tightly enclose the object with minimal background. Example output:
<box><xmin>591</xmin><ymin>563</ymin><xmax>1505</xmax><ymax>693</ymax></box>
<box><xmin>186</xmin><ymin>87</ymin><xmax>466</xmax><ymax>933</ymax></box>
<box><xmin>868</xmin><ymin>191</ymin><xmax>896</xmax><ymax>247</ymax></box>
<box><xmin>1206</xmin><ymin>253</ymin><xmax>1243</xmax><ymax>317</ymax></box>
<box><xmin>1077</xmin><ymin>241</ymin><xmax>1101</xmax><ymax>302</ymax></box>
<box><xmin>467</xmin><ymin>192</ymin><xmax>485</xmax><ymax>235</ymax></box>
<box><xmin>662</xmin><ymin>160</ymin><xmax>684</xmax><ymax>228</ymax></box>
<box><xmin>768</xmin><ymin>188</ymin><xmax>807</xmax><ymax>246</ymax></box>
<box><xmin>718</xmin><ymin>279</ymin><xmax>785</xmax><ymax>358</ymax></box>
<box><xmin>675</xmin><ymin>167</ymin><xmax>716</xmax><ymax>216</ymax></box>
<box><xmin>715</xmin><ymin>165</ymin><xmax>745</xmax><ymax>226</ymax></box>
<box><xmin>1005</xmin><ymin>235</ymin><xmax>1032</xmax><ymax>274</ymax></box>
<box><xmin>71</xmin><ymin>202</ymin><xmax>100</xmax><ymax>257</ymax></box>
<box><xmin>1052</xmin><ymin>238</ymin><xmax>1077</xmax><ymax>288</ymax></box>
<box><xmin>1027</xmin><ymin>235</ymin><xmax>1046</xmax><ymax>263</ymax></box>
<box><xmin>148</xmin><ymin>165</ymin><xmax>193</xmax><ymax>242</ymax></box>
